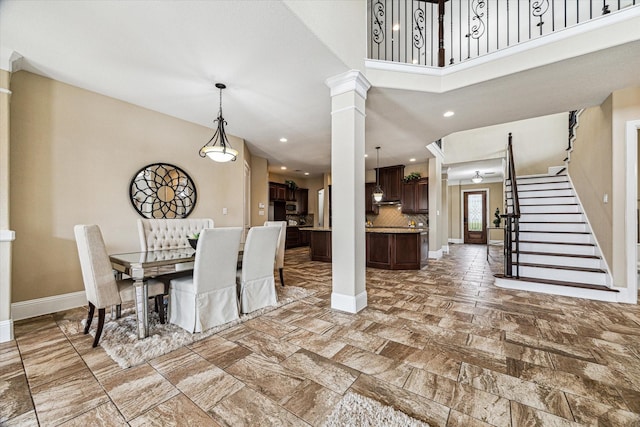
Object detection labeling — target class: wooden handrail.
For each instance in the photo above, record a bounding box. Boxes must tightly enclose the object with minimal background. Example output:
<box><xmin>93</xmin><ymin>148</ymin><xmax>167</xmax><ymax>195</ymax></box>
<box><xmin>502</xmin><ymin>132</ymin><xmax>520</xmax><ymax>278</ymax></box>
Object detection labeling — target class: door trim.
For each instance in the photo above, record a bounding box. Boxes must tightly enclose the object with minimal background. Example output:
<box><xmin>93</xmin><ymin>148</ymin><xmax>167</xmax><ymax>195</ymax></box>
<box><xmin>460</xmin><ymin>188</ymin><xmax>490</xmax><ymax>244</ymax></box>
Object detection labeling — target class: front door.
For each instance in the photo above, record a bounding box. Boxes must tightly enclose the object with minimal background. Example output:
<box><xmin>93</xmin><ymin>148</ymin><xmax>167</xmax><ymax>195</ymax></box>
<box><xmin>464</xmin><ymin>191</ymin><xmax>487</xmax><ymax>244</ymax></box>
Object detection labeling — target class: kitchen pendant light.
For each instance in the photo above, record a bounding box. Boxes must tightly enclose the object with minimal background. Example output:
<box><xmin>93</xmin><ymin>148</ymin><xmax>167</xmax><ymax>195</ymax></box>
<box><xmin>373</xmin><ymin>146</ymin><xmax>384</xmax><ymax>202</ymax></box>
<box><xmin>471</xmin><ymin>170</ymin><xmax>483</xmax><ymax>183</ymax></box>
<box><xmin>199</xmin><ymin>83</ymin><xmax>239</xmax><ymax>162</ymax></box>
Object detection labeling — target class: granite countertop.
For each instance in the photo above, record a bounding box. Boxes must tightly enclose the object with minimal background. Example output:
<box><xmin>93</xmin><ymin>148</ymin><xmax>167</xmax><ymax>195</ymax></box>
<box><xmin>306</xmin><ymin>227</ymin><xmax>428</xmax><ymax>234</ymax></box>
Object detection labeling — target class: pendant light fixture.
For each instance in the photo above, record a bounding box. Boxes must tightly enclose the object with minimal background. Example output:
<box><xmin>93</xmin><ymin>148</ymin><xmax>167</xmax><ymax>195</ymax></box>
<box><xmin>199</xmin><ymin>83</ymin><xmax>239</xmax><ymax>162</ymax></box>
<box><xmin>373</xmin><ymin>146</ymin><xmax>384</xmax><ymax>202</ymax></box>
<box><xmin>471</xmin><ymin>170</ymin><xmax>483</xmax><ymax>183</ymax></box>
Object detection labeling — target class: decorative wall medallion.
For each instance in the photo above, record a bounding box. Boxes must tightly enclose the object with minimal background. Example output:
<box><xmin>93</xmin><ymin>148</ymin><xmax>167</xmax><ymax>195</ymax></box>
<box><xmin>129</xmin><ymin>163</ymin><xmax>197</xmax><ymax>219</ymax></box>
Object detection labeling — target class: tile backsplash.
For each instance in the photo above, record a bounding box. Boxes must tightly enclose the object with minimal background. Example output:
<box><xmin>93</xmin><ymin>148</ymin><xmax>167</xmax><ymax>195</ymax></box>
<box><xmin>367</xmin><ymin>206</ymin><xmax>428</xmax><ymax>227</ymax></box>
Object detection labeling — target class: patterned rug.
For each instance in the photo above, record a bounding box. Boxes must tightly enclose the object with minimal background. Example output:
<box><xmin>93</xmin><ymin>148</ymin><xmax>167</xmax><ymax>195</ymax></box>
<box><xmin>322</xmin><ymin>392</ymin><xmax>430</xmax><ymax>427</ymax></box>
<box><xmin>62</xmin><ymin>286</ymin><xmax>315</xmax><ymax>368</ymax></box>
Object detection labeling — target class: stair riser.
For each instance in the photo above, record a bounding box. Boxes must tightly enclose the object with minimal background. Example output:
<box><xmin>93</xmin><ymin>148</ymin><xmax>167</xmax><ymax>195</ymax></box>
<box><xmin>519</xmin><ymin>223</ymin><xmax>587</xmax><ymax>232</ymax></box>
<box><xmin>517</xmin><ymin>266</ymin><xmax>607</xmax><ymax>285</ymax></box>
<box><xmin>519</xmin><ymin>213</ymin><xmax>584</xmax><ymax>222</ymax></box>
<box><xmin>511</xmin><ymin>189</ymin><xmax>574</xmax><ymax>198</ymax></box>
<box><xmin>519</xmin><ymin>205</ymin><xmax>581</xmax><ymax>214</ymax></box>
<box><xmin>513</xmin><ymin>176</ymin><xmax>568</xmax><ymax>185</ymax></box>
<box><xmin>517</xmin><ymin>232</ymin><xmax>592</xmax><ymax>244</ymax></box>
<box><xmin>519</xmin><ymin>242</ymin><xmax>596</xmax><ymax>256</ymax></box>
<box><xmin>512</xmin><ymin>197</ymin><xmax>578</xmax><ymax>206</ymax></box>
<box><xmin>508</xmin><ymin>183</ymin><xmax>571</xmax><ymax>191</ymax></box>
<box><xmin>518</xmin><ymin>254</ymin><xmax>601</xmax><ymax>269</ymax></box>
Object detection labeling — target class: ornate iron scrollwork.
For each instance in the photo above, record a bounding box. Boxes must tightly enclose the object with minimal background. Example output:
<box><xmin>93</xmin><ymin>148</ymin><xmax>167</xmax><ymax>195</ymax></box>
<box><xmin>372</xmin><ymin>0</ymin><xmax>385</xmax><ymax>45</ymax></box>
<box><xmin>532</xmin><ymin>0</ymin><xmax>550</xmax><ymax>34</ymax></box>
<box><xmin>468</xmin><ymin>0</ymin><xmax>486</xmax><ymax>40</ymax></box>
<box><xmin>413</xmin><ymin>7</ymin><xmax>425</xmax><ymax>50</ymax></box>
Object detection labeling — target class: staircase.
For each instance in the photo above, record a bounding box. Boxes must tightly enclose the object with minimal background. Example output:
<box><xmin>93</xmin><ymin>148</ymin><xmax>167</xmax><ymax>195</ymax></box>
<box><xmin>495</xmin><ymin>173</ymin><xmax>620</xmax><ymax>302</ymax></box>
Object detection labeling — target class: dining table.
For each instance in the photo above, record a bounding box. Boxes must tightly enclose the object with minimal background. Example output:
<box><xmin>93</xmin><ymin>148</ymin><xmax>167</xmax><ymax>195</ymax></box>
<box><xmin>110</xmin><ymin>244</ymin><xmax>245</xmax><ymax>339</ymax></box>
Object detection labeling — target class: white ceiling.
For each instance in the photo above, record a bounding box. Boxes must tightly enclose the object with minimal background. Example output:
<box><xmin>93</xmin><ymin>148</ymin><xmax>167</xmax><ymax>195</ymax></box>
<box><xmin>2</xmin><ymin>1</ymin><xmax>639</xmax><ymax>177</ymax></box>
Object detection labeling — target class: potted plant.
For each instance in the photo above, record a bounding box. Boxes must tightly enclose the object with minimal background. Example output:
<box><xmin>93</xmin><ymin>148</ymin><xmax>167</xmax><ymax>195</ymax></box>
<box><xmin>402</xmin><ymin>172</ymin><xmax>422</xmax><ymax>183</ymax></box>
<box><xmin>284</xmin><ymin>180</ymin><xmax>298</xmax><ymax>191</ymax></box>
<box><xmin>493</xmin><ymin>208</ymin><xmax>501</xmax><ymax>227</ymax></box>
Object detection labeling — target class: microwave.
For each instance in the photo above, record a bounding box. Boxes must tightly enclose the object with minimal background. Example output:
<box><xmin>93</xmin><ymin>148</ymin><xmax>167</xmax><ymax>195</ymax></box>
<box><xmin>285</xmin><ymin>204</ymin><xmax>297</xmax><ymax>211</ymax></box>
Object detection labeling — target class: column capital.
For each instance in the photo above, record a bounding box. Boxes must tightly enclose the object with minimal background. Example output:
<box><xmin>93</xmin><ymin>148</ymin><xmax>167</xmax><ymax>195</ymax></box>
<box><xmin>0</xmin><ymin>49</ymin><xmax>23</xmax><ymax>73</ymax></box>
<box><xmin>325</xmin><ymin>70</ymin><xmax>371</xmax><ymax>99</ymax></box>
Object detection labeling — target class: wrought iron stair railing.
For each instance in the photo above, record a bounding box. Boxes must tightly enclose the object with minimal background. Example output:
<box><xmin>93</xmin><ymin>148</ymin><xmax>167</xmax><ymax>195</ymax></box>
<box><xmin>368</xmin><ymin>0</ymin><xmax>639</xmax><ymax>67</ymax></box>
<box><xmin>503</xmin><ymin>132</ymin><xmax>520</xmax><ymax>278</ymax></box>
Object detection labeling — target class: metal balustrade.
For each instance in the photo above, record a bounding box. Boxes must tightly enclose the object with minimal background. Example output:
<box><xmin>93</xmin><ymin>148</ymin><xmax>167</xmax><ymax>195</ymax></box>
<box><xmin>368</xmin><ymin>0</ymin><xmax>639</xmax><ymax>67</ymax></box>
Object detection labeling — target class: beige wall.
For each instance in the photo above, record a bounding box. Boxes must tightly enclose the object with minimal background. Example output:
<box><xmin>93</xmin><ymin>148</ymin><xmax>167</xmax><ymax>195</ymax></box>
<box><xmin>569</xmin><ymin>96</ymin><xmax>614</xmax><ymax>274</ymax></box>
<box><xmin>10</xmin><ymin>71</ymin><xmax>248</xmax><ymax>302</ymax></box>
<box><xmin>448</xmin><ymin>181</ymin><xmax>504</xmax><ymax>242</ymax></box>
<box><xmin>444</xmin><ymin>113</ymin><xmax>568</xmax><ymax>176</ymax></box>
<box><xmin>250</xmin><ymin>155</ymin><xmax>268</xmax><ymax>226</ymax></box>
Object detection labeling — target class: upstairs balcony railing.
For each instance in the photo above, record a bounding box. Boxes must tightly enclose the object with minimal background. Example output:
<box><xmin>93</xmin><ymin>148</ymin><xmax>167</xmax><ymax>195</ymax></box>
<box><xmin>368</xmin><ymin>0</ymin><xmax>639</xmax><ymax>67</ymax></box>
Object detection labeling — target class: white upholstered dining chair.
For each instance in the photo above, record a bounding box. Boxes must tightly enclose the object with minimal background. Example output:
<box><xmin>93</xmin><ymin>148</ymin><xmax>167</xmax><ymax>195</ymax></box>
<box><xmin>264</xmin><ymin>221</ymin><xmax>287</xmax><ymax>287</ymax></box>
<box><xmin>168</xmin><ymin>227</ymin><xmax>243</xmax><ymax>332</ymax></box>
<box><xmin>74</xmin><ymin>224</ymin><xmax>166</xmax><ymax>347</ymax></box>
<box><xmin>237</xmin><ymin>226</ymin><xmax>280</xmax><ymax>314</ymax></box>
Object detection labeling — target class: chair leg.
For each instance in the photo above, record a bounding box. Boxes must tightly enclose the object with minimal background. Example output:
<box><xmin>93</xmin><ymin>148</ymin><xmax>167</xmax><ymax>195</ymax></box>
<box><xmin>116</xmin><ymin>304</ymin><xmax>122</xmax><ymax>319</ymax></box>
<box><xmin>279</xmin><ymin>268</ymin><xmax>285</xmax><ymax>287</ymax></box>
<box><xmin>84</xmin><ymin>302</ymin><xmax>95</xmax><ymax>334</ymax></box>
<box><xmin>156</xmin><ymin>295</ymin><xmax>165</xmax><ymax>324</ymax></box>
<box><xmin>92</xmin><ymin>308</ymin><xmax>106</xmax><ymax>348</ymax></box>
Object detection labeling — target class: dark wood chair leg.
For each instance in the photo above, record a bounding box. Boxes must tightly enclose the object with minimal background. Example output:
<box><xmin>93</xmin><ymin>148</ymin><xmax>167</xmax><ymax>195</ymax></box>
<box><xmin>156</xmin><ymin>295</ymin><xmax>165</xmax><ymax>324</ymax></box>
<box><xmin>92</xmin><ymin>308</ymin><xmax>106</xmax><ymax>348</ymax></box>
<box><xmin>84</xmin><ymin>302</ymin><xmax>95</xmax><ymax>334</ymax></box>
<box><xmin>116</xmin><ymin>304</ymin><xmax>122</xmax><ymax>319</ymax></box>
<box><xmin>279</xmin><ymin>268</ymin><xmax>285</xmax><ymax>287</ymax></box>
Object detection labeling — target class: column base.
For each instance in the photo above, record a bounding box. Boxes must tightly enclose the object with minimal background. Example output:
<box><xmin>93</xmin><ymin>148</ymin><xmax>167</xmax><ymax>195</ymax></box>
<box><xmin>331</xmin><ymin>291</ymin><xmax>367</xmax><ymax>313</ymax></box>
<box><xmin>0</xmin><ymin>319</ymin><xmax>14</xmax><ymax>343</ymax></box>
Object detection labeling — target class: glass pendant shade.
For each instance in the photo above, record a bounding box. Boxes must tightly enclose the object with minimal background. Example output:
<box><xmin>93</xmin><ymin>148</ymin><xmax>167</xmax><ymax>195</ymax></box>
<box><xmin>199</xmin><ymin>83</ymin><xmax>238</xmax><ymax>163</ymax></box>
<box><xmin>372</xmin><ymin>185</ymin><xmax>384</xmax><ymax>202</ymax></box>
<box><xmin>373</xmin><ymin>146</ymin><xmax>384</xmax><ymax>202</ymax></box>
<box><xmin>471</xmin><ymin>170</ymin><xmax>483</xmax><ymax>183</ymax></box>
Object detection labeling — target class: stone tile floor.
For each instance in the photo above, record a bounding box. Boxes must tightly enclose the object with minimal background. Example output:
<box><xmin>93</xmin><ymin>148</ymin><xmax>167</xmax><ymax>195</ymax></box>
<box><xmin>2</xmin><ymin>244</ymin><xmax>640</xmax><ymax>426</ymax></box>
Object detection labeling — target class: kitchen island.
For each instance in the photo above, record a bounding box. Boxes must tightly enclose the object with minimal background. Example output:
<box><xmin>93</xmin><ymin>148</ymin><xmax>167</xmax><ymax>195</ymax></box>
<box><xmin>307</xmin><ymin>227</ymin><xmax>428</xmax><ymax>270</ymax></box>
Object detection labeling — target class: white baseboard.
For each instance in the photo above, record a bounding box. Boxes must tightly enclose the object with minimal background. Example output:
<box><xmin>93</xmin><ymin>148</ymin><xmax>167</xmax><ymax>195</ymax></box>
<box><xmin>448</xmin><ymin>238</ymin><xmax>463</xmax><ymax>244</ymax></box>
<box><xmin>429</xmin><ymin>249</ymin><xmax>443</xmax><ymax>259</ymax></box>
<box><xmin>331</xmin><ymin>291</ymin><xmax>367</xmax><ymax>313</ymax></box>
<box><xmin>0</xmin><ymin>319</ymin><xmax>14</xmax><ymax>343</ymax></box>
<box><xmin>442</xmin><ymin>245</ymin><xmax>450</xmax><ymax>254</ymax></box>
<box><xmin>11</xmin><ymin>291</ymin><xmax>86</xmax><ymax>321</ymax></box>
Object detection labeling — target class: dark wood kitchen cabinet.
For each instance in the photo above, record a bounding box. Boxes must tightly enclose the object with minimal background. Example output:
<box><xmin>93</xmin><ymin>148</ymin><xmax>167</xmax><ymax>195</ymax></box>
<box><xmin>376</xmin><ymin>165</ymin><xmax>404</xmax><ymax>201</ymax></box>
<box><xmin>269</xmin><ymin>182</ymin><xmax>287</xmax><ymax>201</ymax></box>
<box><xmin>296</xmin><ymin>188</ymin><xmax>308</xmax><ymax>214</ymax></box>
<box><xmin>401</xmin><ymin>178</ymin><xmax>429</xmax><ymax>214</ymax></box>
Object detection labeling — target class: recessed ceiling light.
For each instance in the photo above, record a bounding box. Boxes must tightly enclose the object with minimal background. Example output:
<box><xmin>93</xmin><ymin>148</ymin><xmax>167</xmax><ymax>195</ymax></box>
<box><xmin>409</xmin><ymin>158</ymin><xmax>416</xmax><ymax>162</ymax></box>
<box><xmin>280</xmin><ymin>166</ymin><xmax>287</xmax><ymax>170</ymax></box>
<box><xmin>304</xmin><ymin>172</ymin><xmax>309</xmax><ymax>176</ymax></box>
<box><xmin>364</xmin><ymin>154</ymin><xmax>368</xmax><ymax>158</ymax></box>
<box><xmin>279</xmin><ymin>137</ymin><xmax>287</xmax><ymax>142</ymax></box>
<box><xmin>392</xmin><ymin>23</ymin><xmax>400</xmax><ymax>31</ymax></box>
<box><xmin>443</xmin><ymin>111</ymin><xmax>455</xmax><ymax>118</ymax></box>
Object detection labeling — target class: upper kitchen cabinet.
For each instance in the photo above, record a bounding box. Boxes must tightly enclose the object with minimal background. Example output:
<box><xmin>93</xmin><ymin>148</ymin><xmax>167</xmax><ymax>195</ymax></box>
<box><xmin>365</xmin><ymin>182</ymin><xmax>379</xmax><ymax>215</ymax></box>
<box><xmin>296</xmin><ymin>188</ymin><xmax>308</xmax><ymax>214</ymax></box>
<box><xmin>269</xmin><ymin>182</ymin><xmax>287</xmax><ymax>201</ymax></box>
<box><xmin>401</xmin><ymin>178</ymin><xmax>429</xmax><ymax>214</ymax></box>
<box><xmin>377</xmin><ymin>165</ymin><xmax>404</xmax><ymax>202</ymax></box>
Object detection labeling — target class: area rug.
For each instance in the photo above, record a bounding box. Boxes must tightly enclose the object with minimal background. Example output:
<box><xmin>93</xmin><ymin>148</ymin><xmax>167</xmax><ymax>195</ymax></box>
<box><xmin>68</xmin><ymin>286</ymin><xmax>314</xmax><ymax>369</ymax></box>
<box><xmin>322</xmin><ymin>392</ymin><xmax>430</xmax><ymax>427</ymax></box>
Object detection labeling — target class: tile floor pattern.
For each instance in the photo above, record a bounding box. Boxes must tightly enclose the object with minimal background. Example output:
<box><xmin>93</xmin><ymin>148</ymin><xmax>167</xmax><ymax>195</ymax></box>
<box><xmin>2</xmin><ymin>244</ymin><xmax>640</xmax><ymax>426</ymax></box>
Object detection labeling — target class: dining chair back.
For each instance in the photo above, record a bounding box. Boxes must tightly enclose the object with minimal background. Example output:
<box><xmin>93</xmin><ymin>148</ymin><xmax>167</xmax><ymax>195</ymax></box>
<box><xmin>264</xmin><ymin>221</ymin><xmax>287</xmax><ymax>287</ymax></box>
<box><xmin>237</xmin><ymin>225</ymin><xmax>280</xmax><ymax>314</ymax></box>
<box><xmin>169</xmin><ymin>227</ymin><xmax>243</xmax><ymax>332</ymax></box>
<box><xmin>74</xmin><ymin>224</ymin><xmax>165</xmax><ymax>347</ymax></box>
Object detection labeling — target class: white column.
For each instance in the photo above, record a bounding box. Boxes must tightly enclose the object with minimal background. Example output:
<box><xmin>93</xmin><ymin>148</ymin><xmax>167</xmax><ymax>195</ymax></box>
<box><xmin>0</xmin><ymin>50</ymin><xmax>21</xmax><ymax>342</ymax></box>
<box><xmin>428</xmin><ymin>155</ymin><xmax>443</xmax><ymax>259</ymax></box>
<box><xmin>325</xmin><ymin>70</ymin><xmax>371</xmax><ymax>313</ymax></box>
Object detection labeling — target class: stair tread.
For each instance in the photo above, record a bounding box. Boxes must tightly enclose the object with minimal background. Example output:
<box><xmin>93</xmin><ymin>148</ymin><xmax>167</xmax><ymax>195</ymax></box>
<box><xmin>495</xmin><ymin>274</ymin><xmax>618</xmax><ymax>292</ymax></box>
<box><xmin>519</xmin><ymin>221</ymin><xmax>585</xmax><ymax>224</ymax></box>
<box><xmin>519</xmin><ymin>212</ymin><xmax>581</xmax><ymax>215</ymax></box>
<box><xmin>518</xmin><ymin>195</ymin><xmax>575</xmax><ymax>199</ymax></box>
<box><xmin>516</xmin><ymin>251</ymin><xmax>600</xmax><ymax>259</ymax></box>
<box><xmin>514</xmin><ymin>175</ymin><xmax>568</xmax><ymax>180</ymax></box>
<box><xmin>511</xmin><ymin>187</ymin><xmax>571</xmax><ymax>191</ymax></box>
<box><xmin>519</xmin><ymin>230</ymin><xmax>590</xmax><ymax>234</ymax></box>
<box><xmin>519</xmin><ymin>240</ymin><xmax>595</xmax><ymax>246</ymax></box>
<box><xmin>515</xmin><ymin>262</ymin><xmax>606</xmax><ymax>274</ymax></box>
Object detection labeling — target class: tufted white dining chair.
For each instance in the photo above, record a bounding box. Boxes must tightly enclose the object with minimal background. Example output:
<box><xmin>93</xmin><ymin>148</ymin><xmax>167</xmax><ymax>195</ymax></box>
<box><xmin>168</xmin><ymin>227</ymin><xmax>243</xmax><ymax>332</ymax></box>
<box><xmin>264</xmin><ymin>221</ymin><xmax>287</xmax><ymax>287</ymax></box>
<box><xmin>237</xmin><ymin>226</ymin><xmax>280</xmax><ymax>314</ymax></box>
<box><xmin>137</xmin><ymin>218</ymin><xmax>214</xmax><ymax>271</ymax></box>
<box><xmin>74</xmin><ymin>224</ymin><xmax>166</xmax><ymax>347</ymax></box>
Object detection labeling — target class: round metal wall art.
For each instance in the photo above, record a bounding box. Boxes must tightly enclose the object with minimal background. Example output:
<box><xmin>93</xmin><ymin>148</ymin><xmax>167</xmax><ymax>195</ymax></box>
<box><xmin>129</xmin><ymin>163</ymin><xmax>197</xmax><ymax>219</ymax></box>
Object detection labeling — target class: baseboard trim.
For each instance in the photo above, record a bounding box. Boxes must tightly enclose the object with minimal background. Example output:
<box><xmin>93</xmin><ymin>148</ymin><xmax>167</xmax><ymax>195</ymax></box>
<box><xmin>0</xmin><ymin>319</ymin><xmax>14</xmax><ymax>343</ymax></box>
<box><xmin>442</xmin><ymin>245</ymin><xmax>450</xmax><ymax>254</ymax></box>
<box><xmin>331</xmin><ymin>291</ymin><xmax>367</xmax><ymax>313</ymax></box>
<box><xmin>448</xmin><ymin>239</ymin><xmax>463</xmax><ymax>244</ymax></box>
<box><xmin>429</xmin><ymin>249</ymin><xmax>443</xmax><ymax>259</ymax></box>
<box><xmin>11</xmin><ymin>291</ymin><xmax>86</xmax><ymax>321</ymax></box>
